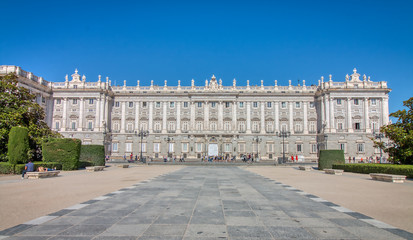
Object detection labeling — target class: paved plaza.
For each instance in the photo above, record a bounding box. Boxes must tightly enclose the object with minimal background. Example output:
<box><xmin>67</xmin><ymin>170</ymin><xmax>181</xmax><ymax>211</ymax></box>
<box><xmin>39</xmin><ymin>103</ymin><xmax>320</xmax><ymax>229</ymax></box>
<box><xmin>1</xmin><ymin>166</ymin><xmax>412</xmax><ymax>239</ymax></box>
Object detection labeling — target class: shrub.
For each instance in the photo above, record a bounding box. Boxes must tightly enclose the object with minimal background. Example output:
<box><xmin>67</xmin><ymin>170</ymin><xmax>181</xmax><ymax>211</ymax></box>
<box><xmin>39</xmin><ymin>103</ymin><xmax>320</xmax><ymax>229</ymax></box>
<box><xmin>79</xmin><ymin>145</ymin><xmax>105</xmax><ymax>167</ymax></box>
<box><xmin>42</xmin><ymin>138</ymin><xmax>81</xmax><ymax>170</ymax></box>
<box><xmin>0</xmin><ymin>161</ymin><xmax>61</xmax><ymax>174</ymax></box>
<box><xmin>318</xmin><ymin>150</ymin><xmax>345</xmax><ymax>170</ymax></box>
<box><xmin>7</xmin><ymin>126</ymin><xmax>30</xmax><ymax>165</ymax></box>
<box><xmin>0</xmin><ymin>162</ymin><xmax>15</xmax><ymax>174</ymax></box>
<box><xmin>333</xmin><ymin>163</ymin><xmax>413</xmax><ymax>178</ymax></box>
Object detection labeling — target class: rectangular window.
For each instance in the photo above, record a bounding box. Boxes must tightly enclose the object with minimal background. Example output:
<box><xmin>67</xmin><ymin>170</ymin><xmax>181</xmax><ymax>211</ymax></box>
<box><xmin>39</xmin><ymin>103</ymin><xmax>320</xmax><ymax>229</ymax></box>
<box><xmin>281</xmin><ymin>102</ymin><xmax>286</xmax><ymax>109</ymax></box>
<box><xmin>340</xmin><ymin>143</ymin><xmax>345</xmax><ymax>152</ymax></box>
<box><xmin>197</xmin><ymin>102</ymin><xmax>202</xmax><ymax>108</ymax></box>
<box><xmin>371</xmin><ymin>99</ymin><xmax>377</xmax><ymax>105</ymax></box>
<box><xmin>156</xmin><ymin>102</ymin><xmax>161</xmax><ymax>108</ymax></box>
<box><xmin>297</xmin><ymin>144</ymin><xmax>302</xmax><ymax>153</ymax></box>
<box><xmin>211</xmin><ymin>102</ymin><xmax>216</xmax><ymax>108</ymax></box>
<box><xmin>225</xmin><ymin>102</ymin><xmax>230</xmax><ymax>108</ymax></box>
<box><xmin>309</xmin><ymin>102</ymin><xmax>315</xmax><ymax>108</ymax></box>
<box><xmin>196</xmin><ymin>143</ymin><xmax>202</xmax><ymax>152</ymax></box>
<box><xmin>55</xmin><ymin>122</ymin><xmax>60</xmax><ymax>129</ymax></box>
<box><xmin>89</xmin><ymin>99</ymin><xmax>94</xmax><ymax>105</ymax></box>
<box><xmin>88</xmin><ymin>121</ymin><xmax>93</xmax><ymax>129</ymax></box>
<box><xmin>141</xmin><ymin>143</ymin><xmax>146</xmax><ymax>152</ymax></box>
<box><xmin>129</xmin><ymin>102</ymin><xmax>133</xmax><ymax>108</ymax></box>
<box><xmin>56</xmin><ymin>99</ymin><xmax>61</xmax><ymax>104</ymax></box>
<box><xmin>142</xmin><ymin>102</ymin><xmax>147</xmax><ymax>108</ymax></box>
<box><xmin>239</xmin><ymin>102</ymin><xmax>244</xmax><ymax>108</ymax></box>
<box><xmin>154</xmin><ymin>143</ymin><xmax>160</xmax><ymax>153</ymax></box>
<box><xmin>182</xmin><ymin>143</ymin><xmax>188</xmax><ymax>152</ymax></box>
<box><xmin>225</xmin><ymin>143</ymin><xmax>231</xmax><ymax>152</ymax></box>
<box><xmin>267</xmin><ymin>102</ymin><xmax>272</xmax><ymax>108</ymax></box>
<box><xmin>311</xmin><ymin>144</ymin><xmax>317</xmax><ymax>153</ymax></box>
<box><xmin>73</xmin><ymin>99</ymin><xmax>77</xmax><ymax>104</ymax></box>
<box><xmin>355</xmin><ymin>122</ymin><xmax>361</xmax><ymax>130</ymax></box>
<box><xmin>253</xmin><ymin>102</ymin><xmax>258</xmax><ymax>108</ymax></box>
<box><xmin>183</xmin><ymin>102</ymin><xmax>188</xmax><ymax>108</ymax></box>
<box><xmin>357</xmin><ymin>143</ymin><xmax>364</xmax><ymax>152</ymax></box>
<box><xmin>338</xmin><ymin>122</ymin><xmax>343</xmax><ymax>130</ymax></box>
<box><xmin>295</xmin><ymin>102</ymin><xmax>301</xmax><ymax>108</ymax></box>
<box><xmin>337</xmin><ymin>99</ymin><xmax>342</xmax><ymax>105</ymax></box>
<box><xmin>125</xmin><ymin>143</ymin><xmax>132</xmax><ymax>152</ymax></box>
<box><xmin>112</xmin><ymin>143</ymin><xmax>118</xmax><ymax>152</ymax></box>
<box><xmin>354</xmin><ymin>99</ymin><xmax>359</xmax><ymax>105</ymax></box>
<box><xmin>239</xmin><ymin>143</ymin><xmax>245</xmax><ymax>152</ymax></box>
<box><xmin>71</xmin><ymin>122</ymin><xmax>76</xmax><ymax>129</ymax></box>
<box><xmin>115</xmin><ymin>102</ymin><xmax>120</xmax><ymax>108</ymax></box>
<box><xmin>170</xmin><ymin>102</ymin><xmax>175</xmax><ymax>108</ymax></box>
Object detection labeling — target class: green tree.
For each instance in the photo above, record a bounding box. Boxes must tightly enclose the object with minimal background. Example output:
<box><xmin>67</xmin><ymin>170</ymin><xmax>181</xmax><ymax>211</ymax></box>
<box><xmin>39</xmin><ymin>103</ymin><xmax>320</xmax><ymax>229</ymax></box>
<box><xmin>379</xmin><ymin>97</ymin><xmax>413</xmax><ymax>164</ymax></box>
<box><xmin>8</xmin><ymin>126</ymin><xmax>30</xmax><ymax>165</ymax></box>
<box><xmin>0</xmin><ymin>73</ymin><xmax>60</xmax><ymax>161</ymax></box>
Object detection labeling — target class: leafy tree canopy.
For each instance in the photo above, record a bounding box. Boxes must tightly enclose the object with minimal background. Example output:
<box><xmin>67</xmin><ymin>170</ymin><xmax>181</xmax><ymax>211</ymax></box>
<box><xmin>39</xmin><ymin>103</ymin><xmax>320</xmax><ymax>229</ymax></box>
<box><xmin>379</xmin><ymin>97</ymin><xmax>413</xmax><ymax>164</ymax></box>
<box><xmin>0</xmin><ymin>73</ymin><xmax>60</xmax><ymax>161</ymax></box>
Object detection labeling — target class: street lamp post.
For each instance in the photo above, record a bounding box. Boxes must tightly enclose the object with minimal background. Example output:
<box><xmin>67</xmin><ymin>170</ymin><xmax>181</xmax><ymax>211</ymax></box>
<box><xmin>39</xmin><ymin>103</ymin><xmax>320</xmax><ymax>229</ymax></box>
<box><xmin>253</xmin><ymin>136</ymin><xmax>262</xmax><ymax>161</ymax></box>
<box><xmin>277</xmin><ymin>131</ymin><xmax>291</xmax><ymax>164</ymax></box>
<box><xmin>164</xmin><ymin>136</ymin><xmax>173</xmax><ymax>160</ymax></box>
<box><xmin>135</xmin><ymin>129</ymin><xmax>149</xmax><ymax>163</ymax></box>
<box><xmin>374</xmin><ymin>130</ymin><xmax>384</xmax><ymax>163</ymax></box>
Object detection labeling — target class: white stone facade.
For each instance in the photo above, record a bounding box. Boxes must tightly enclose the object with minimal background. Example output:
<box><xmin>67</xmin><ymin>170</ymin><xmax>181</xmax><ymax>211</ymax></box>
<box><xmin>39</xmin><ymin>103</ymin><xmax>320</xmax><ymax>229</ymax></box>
<box><xmin>1</xmin><ymin>65</ymin><xmax>391</xmax><ymax>162</ymax></box>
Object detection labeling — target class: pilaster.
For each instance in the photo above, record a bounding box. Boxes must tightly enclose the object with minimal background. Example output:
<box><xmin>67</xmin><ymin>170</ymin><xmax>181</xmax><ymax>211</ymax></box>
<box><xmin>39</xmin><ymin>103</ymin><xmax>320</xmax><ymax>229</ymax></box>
<box><xmin>347</xmin><ymin>97</ymin><xmax>353</xmax><ymax>133</ymax></box>
<box><xmin>246</xmin><ymin>101</ymin><xmax>251</xmax><ymax>134</ymax></box>
<box><xmin>78</xmin><ymin>97</ymin><xmax>84</xmax><ymax>131</ymax></box>
<box><xmin>121</xmin><ymin>101</ymin><xmax>126</xmax><ymax>133</ymax></box>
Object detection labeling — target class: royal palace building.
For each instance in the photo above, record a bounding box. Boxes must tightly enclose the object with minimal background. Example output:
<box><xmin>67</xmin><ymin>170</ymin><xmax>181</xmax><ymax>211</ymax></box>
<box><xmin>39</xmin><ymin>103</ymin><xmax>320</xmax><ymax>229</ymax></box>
<box><xmin>1</xmin><ymin>65</ymin><xmax>390</xmax><ymax>162</ymax></box>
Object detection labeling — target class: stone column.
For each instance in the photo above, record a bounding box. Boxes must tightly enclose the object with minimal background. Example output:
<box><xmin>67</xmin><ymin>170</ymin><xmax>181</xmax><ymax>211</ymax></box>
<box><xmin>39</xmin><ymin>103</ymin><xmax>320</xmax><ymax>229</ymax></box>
<box><xmin>135</xmin><ymin>101</ymin><xmax>140</xmax><ymax>131</ymax></box>
<box><xmin>382</xmin><ymin>97</ymin><xmax>389</xmax><ymax>125</ymax></box>
<box><xmin>62</xmin><ymin>97</ymin><xmax>67</xmax><ymax>131</ymax></box>
<box><xmin>330</xmin><ymin>97</ymin><xmax>335</xmax><ymax>133</ymax></box>
<box><xmin>218</xmin><ymin>101</ymin><xmax>223</xmax><ymax>130</ymax></box>
<box><xmin>289</xmin><ymin>101</ymin><xmax>293</xmax><ymax>133</ymax></box>
<box><xmin>78</xmin><ymin>97</ymin><xmax>84</xmax><ymax>131</ymax></box>
<box><xmin>275</xmin><ymin>101</ymin><xmax>279</xmax><ymax>132</ymax></box>
<box><xmin>121</xmin><ymin>101</ymin><xmax>126</xmax><ymax>133</ymax></box>
<box><xmin>176</xmin><ymin>101</ymin><xmax>181</xmax><ymax>133</ymax></box>
<box><xmin>320</xmin><ymin>97</ymin><xmax>325</xmax><ymax>127</ymax></box>
<box><xmin>162</xmin><ymin>101</ymin><xmax>167</xmax><ymax>133</ymax></box>
<box><xmin>190</xmin><ymin>101</ymin><xmax>195</xmax><ymax>130</ymax></box>
<box><xmin>232</xmin><ymin>101</ymin><xmax>237</xmax><ymax>132</ymax></box>
<box><xmin>347</xmin><ymin>97</ymin><xmax>353</xmax><ymax>133</ymax></box>
<box><xmin>325</xmin><ymin>96</ymin><xmax>330</xmax><ymax>131</ymax></box>
<box><xmin>104</xmin><ymin>96</ymin><xmax>109</xmax><ymax>131</ymax></box>
<box><xmin>95</xmin><ymin>97</ymin><xmax>100</xmax><ymax>131</ymax></box>
<box><xmin>260</xmin><ymin>101</ymin><xmax>265</xmax><ymax>134</ymax></box>
<box><xmin>364</xmin><ymin>97</ymin><xmax>370</xmax><ymax>133</ymax></box>
<box><xmin>100</xmin><ymin>96</ymin><xmax>105</xmax><ymax>130</ymax></box>
<box><xmin>246</xmin><ymin>102</ymin><xmax>251</xmax><ymax>133</ymax></box>
<box><xmin>303</xmin><ymin>101</ymin><xmax>308</xmax><ymax>134</ymax></box>
<box><xmin>204</xmin><ymin>101</ymin><xmax>209</xmax><ymax>130</ymax></box>
<box><xmin>148</xmin><ymin>101</ymin><xmax>153</xmax><ymax>132</ymax></box>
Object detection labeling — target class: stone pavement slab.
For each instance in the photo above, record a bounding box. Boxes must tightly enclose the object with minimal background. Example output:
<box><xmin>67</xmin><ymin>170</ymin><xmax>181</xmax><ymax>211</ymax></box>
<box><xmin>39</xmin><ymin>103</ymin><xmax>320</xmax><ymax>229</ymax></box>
<box><xmin>1</xmin><ymin>166</ymin><xmax>412</xmax><ymax>239</ymax></box>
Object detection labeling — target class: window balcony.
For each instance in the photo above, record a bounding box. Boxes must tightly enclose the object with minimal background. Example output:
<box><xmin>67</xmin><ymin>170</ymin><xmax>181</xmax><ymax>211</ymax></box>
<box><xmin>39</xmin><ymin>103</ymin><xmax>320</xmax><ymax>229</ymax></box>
<box><xmin>167</xmin><ymin>130</ymin><xmax>176</xmax><ymax>133</ymax></box>
<box><xmin>153</xmin><ymin>130</ymin><xmax>162</xmax><ymax>133</ymax></box>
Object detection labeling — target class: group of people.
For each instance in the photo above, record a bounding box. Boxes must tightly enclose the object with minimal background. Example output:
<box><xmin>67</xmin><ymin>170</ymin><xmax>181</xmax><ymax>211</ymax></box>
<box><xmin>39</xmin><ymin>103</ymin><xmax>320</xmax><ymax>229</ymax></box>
<box><xmin>202</xmin><ymin>155</ymin><xmax>236</xmax><ymax>162</ymax></box>
<box><xmin>347</xmin><ymin>156</ymin><xmax>387</xmax><ymax>163</ymax></box>
<box><xmin>163</xmin><ymin>156</ymin><xmax>185</xmax><ymax>163</ymax></box>
<box><xmin>21</xmin><ymin>160</ymin><xmax>56</xmax><ymax>179</ymax></box>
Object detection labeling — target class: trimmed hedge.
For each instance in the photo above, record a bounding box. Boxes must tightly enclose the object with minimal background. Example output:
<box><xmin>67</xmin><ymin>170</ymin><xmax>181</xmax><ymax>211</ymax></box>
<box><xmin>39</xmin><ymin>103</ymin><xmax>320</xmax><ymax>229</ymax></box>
<box><xmin>8</xmin><ymin>126</ymin><xmax>30</xmax><ymax>165</ymax></box>
<box><xmin>0</xmin><ymin>162</ymin><xmax>61</xmax><ymax>174</ymax></box>
<box><xmin>318</xmin><ymin>150</ymin><xmax>345</xmax><ymax>170</ymax></box>
<box><xmin>333</xmin><ymin>163</ymin><xmax>413</xmax><ymax>178</ymax></box>
<box><xmin>42</xmin><ymin>138</ymin><xmax>81</xmax><ymax>170</ymax></box>
<box><xmin>79</xmin><ymin>145</ymin><xmax>105</xmax><ymax>167</ymax></box>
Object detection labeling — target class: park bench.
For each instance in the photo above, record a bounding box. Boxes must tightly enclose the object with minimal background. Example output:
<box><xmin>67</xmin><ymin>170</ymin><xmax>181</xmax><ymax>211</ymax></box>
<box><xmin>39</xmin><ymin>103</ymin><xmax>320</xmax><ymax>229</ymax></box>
<box><xmin>26</xmin><ymin>171</ymin><xmax>60</xmax><ymax>179</ymax></box>
<box><xmin>118</xmin><ymin>164</ymin><xmax>129</xmax><ymax>168</ymax></box>
<box><xmin>324</xmin><ymin>169</ymin><xmax>344</xmax><ymax>175</ymax></box>
<box><xmin>86</xmin><ymin>166</ymin><xmax>105</xmax><ymax>172</ymax></box>
<box><xmin>299</xmin><ymin>166</ymin><xmax>312</xmax><ymax>171</ymax></box>
<box><xmin>369</xmin><ymin>173</ymin><xmax>406</xmax><ymax>183</ymax></box>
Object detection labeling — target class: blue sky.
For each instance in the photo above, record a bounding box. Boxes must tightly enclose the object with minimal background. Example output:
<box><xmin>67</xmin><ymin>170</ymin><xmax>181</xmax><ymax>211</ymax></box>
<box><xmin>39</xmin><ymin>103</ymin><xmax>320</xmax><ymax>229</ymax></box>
<box><xmin>1</xmin><ymin>0</ymin><xmax>412</xmax><ymax>114</ymax></box>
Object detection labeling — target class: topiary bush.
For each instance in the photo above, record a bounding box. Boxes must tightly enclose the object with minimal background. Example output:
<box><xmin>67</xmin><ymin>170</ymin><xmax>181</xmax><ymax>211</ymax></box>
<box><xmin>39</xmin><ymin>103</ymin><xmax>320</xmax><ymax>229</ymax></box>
<box><xmin>0</xmin><ymin>162</ymin><xmax>15</xmax><ymax>174</ymax></box>
<box><xmin>7</xmin><ymin>126</ymin><xmax>30</xmax><ymax>165</ymax></box>
<box><xmin>0</xmin><ymin>161</ymin><xmax>61</xmax><ymax>174</ymax></box>
<box><xmin>42</xmin><ymin>138</ymin><xmax>81</xmax><ymax>170</ymax></box>
<box><xmin>333</xmin><ymin>163</ymin><xmax>413</xmax><ymax>178</ymax></box>
<box><xmin>318</xmin><ymin>150</ymin><xmax>345</xmax><ymax>170</ymax></box>
<box><xmin>79</xmin><ymin>145</ymin><xmax>105</xmax><ymax>167</ymax></box>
